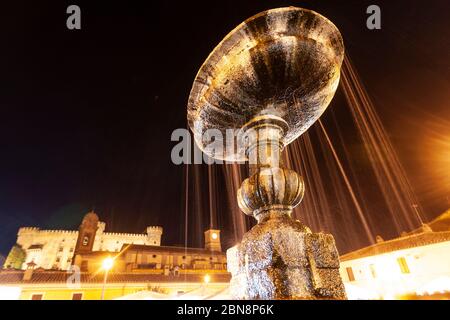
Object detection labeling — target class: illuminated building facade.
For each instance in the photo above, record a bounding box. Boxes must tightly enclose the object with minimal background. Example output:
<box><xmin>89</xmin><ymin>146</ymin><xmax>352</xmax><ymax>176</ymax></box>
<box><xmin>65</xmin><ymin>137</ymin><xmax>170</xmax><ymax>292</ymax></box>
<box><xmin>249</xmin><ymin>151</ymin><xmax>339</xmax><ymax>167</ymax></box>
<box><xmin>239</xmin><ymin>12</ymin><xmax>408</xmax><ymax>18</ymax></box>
<box><xmin>340</xmin><ymin>209</ymin><xmax>450</xmax><ymax>299</ymax></box>
<box><xmin>3</xmin><ymin>212</ymin><xmax>163</xmax><ymax>271</ymax></box>
<box><xmin>72</xmin><ymin>229</ymin><xmax>226</xmax><ymax>273</ymax></box>
<box><xmin>2</xmin><ymin>212</ymin><xmax>226</xmax><ymax>273</ymax></box>
<box><xmin>0</xmin><ymin>271</ymin><xmax>230</xmax><ymax>300</ymax></box>
<box><xmin>0</xmin><ymin>212</ymin><xmax>228</xmax><ymax>300</ymax></box>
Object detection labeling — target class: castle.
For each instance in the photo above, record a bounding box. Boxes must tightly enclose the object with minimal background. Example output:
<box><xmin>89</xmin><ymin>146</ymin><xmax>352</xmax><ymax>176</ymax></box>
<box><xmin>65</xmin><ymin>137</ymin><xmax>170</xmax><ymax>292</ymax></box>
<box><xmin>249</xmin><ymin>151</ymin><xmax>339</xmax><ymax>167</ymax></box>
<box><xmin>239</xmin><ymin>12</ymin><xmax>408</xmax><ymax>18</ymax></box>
<box><xmin>3</xmin><ymin>211</ymin><xmax>222</xmax><ymax>272</ymax></box>
<box><xmin>0</xmin><ymin>211</ymin><xmax>229</xmax><ymax>300</ymax></box>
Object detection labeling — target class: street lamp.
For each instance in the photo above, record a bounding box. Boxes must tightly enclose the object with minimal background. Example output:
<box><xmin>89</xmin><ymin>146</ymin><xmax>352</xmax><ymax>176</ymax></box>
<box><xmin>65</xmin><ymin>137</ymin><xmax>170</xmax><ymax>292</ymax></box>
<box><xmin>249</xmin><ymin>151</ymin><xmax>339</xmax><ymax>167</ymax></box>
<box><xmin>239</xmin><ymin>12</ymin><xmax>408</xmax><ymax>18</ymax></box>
<box><xmin>101</xmin><ymin>257</ymin><xmax>114</xmax><ymax>300</ymax></box>
<box><xmin>202</xmin><ymin>274</ymin><xmax>210</xmax><ymax>297</ymax></box>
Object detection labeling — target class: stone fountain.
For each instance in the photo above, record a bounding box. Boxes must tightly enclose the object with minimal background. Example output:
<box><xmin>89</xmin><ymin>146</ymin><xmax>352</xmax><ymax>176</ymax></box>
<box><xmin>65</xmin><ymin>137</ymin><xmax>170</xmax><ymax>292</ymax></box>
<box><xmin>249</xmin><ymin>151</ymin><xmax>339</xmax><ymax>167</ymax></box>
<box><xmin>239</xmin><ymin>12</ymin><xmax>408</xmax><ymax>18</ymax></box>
<box><xmin>187</xmin><ymin>7</ymin><xmax>346</xmax><ymax>299</ymax></box>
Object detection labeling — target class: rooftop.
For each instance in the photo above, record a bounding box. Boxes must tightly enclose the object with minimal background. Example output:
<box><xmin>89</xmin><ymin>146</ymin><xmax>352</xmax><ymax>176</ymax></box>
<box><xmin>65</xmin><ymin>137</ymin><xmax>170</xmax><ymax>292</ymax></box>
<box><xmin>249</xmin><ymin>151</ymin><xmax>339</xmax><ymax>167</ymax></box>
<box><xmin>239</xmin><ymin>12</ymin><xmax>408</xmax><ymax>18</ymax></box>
<box><xmin>341</xmin><ymin>231</ymin><xmax>450</xmax><ymax>261</ymax></box>
<box><xmin>120</xmin><ymin>244</ymin><xmax>225</xmax><ymax>256</ymax></box>
<box><xmin>28</xmin><ymin>244</ymin><xmax>43</xmax><ymax>250</ymax></box>
<box><xmin>341</xmin><ymin>209</ymin><xmax>450</xmax><ymax>261</ymax></box>
<box><xmin>409</xmin><ymin>209</ymin><xmax>450</xmax><ymax>234</ymax></box>
<box><xmin>0</xmin><ymin>270</ymin><xmax>231</xmax><ymax>285</ymax></box>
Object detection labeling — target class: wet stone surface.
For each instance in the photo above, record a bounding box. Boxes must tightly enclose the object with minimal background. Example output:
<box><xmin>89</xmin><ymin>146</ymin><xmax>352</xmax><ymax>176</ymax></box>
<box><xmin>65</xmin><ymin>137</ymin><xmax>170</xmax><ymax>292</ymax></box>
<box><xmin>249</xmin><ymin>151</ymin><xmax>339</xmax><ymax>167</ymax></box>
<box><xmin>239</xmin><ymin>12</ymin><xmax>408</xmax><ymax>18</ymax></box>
<box><xmin>227</xmin><ymin>213</ymin><xmax>347</xmax><ymax>300</ymax></box>
<box><xmin>188</xmin><ymin>7</ymin><xmax>344</xmax><ymax>162</ymax></box>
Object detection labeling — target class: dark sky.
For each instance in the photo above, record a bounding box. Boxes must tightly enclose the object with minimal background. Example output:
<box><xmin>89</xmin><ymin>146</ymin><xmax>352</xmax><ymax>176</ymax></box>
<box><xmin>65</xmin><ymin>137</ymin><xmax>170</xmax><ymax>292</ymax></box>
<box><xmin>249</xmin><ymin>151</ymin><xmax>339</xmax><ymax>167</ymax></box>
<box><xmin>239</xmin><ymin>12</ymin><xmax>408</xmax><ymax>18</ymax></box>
<box><xmin>0</xmin><ymin>0</ymin><xmax>449</xmax><ymax>256</ymax></box>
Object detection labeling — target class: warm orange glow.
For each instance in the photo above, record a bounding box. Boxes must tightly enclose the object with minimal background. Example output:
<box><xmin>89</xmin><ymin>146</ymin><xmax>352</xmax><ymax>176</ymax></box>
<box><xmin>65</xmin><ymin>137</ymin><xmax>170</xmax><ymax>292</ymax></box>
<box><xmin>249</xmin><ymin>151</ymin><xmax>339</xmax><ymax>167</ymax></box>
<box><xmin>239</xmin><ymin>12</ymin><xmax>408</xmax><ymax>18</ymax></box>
<box><xmin>102</xmin><ymin>257</ymin><xmax>114</xmax><ymax>271</ymax></box>
<box><xmin>204</xmin><ymin>274</ymin><xmax>210</xmax><ymax>284</ymax></box>
<box><xmin>420</xmin><ymin>118</ymin><xmax>450</xmax><ymax>202</ymax></box>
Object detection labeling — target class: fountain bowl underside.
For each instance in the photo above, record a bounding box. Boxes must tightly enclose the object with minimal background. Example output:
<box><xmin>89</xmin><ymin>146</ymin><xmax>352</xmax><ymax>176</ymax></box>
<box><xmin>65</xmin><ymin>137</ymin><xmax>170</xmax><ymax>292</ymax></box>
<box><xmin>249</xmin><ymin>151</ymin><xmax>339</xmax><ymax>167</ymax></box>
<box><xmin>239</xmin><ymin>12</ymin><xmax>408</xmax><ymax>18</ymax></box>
<box><xmin>188</xmin><ymin>7</ymin><xmax>344</xmax><ymax>161</ymax></box>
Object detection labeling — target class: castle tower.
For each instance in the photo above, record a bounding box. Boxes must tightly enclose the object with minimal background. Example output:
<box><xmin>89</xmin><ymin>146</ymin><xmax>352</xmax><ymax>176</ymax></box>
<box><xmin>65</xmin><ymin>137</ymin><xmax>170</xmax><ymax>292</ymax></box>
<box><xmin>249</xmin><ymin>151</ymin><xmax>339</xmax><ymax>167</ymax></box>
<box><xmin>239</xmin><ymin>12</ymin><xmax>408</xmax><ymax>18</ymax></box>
<box><xmin>146</xmin><ymin>226</ymin><xmax>163</xmax><ymax>246</ymax></box>
<box><xmin>204</xmin><ymin>229</ymin><xmax>221</xmax><ymax>252</ymax></box>
<box><xmin>74</xmin><ymin>211</ymin><xmax>99</xmax><ymax>255</ymax></box>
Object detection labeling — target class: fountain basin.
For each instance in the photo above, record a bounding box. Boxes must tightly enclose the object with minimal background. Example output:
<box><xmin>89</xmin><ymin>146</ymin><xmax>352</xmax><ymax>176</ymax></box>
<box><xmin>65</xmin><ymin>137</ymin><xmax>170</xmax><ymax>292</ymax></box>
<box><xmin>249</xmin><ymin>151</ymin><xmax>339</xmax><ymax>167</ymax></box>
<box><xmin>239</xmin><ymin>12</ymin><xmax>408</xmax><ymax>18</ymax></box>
<box><xmin>188</xmin><ymin>7</ymin><xmax>344</xmax><ymax>161</ymax></box>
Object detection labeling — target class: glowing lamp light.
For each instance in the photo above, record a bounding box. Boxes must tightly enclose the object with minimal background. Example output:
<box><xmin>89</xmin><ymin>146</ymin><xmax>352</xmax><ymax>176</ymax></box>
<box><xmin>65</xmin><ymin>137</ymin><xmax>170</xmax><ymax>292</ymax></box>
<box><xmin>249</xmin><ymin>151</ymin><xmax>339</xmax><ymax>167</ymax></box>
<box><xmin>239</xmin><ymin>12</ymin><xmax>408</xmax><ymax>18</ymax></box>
<box><xmin>211</xmin><ymin>232</ymin><xmax>218</xmax><ymax>240</ymax></box>
<box><xmin>102</xmin><ymin>257</ymin><xmax>114</xmax><ymax>271</ymax></box>
<box><xmin>417</xmin><ymin>277</ymin><xmax>450</xmax><ymax>296</ymax></box>
<box><xmin>204</xmin><ymin>275</ymin><xmax>210</xmax><ymax>284</ymax></box>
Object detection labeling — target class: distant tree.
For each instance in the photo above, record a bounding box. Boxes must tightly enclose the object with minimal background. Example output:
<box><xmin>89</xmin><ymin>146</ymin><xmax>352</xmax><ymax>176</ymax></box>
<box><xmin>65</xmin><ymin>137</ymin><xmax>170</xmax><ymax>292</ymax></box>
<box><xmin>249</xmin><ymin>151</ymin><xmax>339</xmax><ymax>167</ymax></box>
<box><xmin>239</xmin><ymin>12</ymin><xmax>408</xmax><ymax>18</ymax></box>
<box><xmin>4</xmin><ymin>245</ymin><xmax>26</xmax><ymax>269</ymax></box>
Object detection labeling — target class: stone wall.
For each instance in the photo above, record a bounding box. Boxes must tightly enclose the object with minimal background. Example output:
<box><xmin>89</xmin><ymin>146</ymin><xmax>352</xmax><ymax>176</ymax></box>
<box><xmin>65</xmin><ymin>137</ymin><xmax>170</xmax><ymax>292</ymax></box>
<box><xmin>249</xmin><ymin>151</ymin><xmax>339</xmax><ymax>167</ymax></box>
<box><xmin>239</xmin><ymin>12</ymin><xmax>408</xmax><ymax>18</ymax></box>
<box><xmin>10</xmin><ymin>221</ymin><xmax>163</xmax><ymax>271</ymax></box>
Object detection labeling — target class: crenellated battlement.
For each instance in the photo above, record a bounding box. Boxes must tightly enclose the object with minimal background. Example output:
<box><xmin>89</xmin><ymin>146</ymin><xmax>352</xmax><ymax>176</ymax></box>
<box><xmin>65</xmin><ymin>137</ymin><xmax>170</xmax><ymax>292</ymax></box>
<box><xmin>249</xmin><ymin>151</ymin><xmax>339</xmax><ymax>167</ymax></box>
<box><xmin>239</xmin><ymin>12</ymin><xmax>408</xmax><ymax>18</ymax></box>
<box><xmin>146</xmin><ymin>226</ymin><xmax>163</xmax><ymax>234</ymax></box>
<box><xmin>96</xmin><ymin>221</ymin><xmax>106</xmax><ymax>232</ymax></box>
<box><xmin>18</xmin><ymin>227</ymin><xmax>39</xmax><ymax>233</ymax></box>
<box><xmin>40</xmin><ymin>229</ymin><xmax>78</xmax><ymax>234</ymax></box>
<box><xmin>103</xmin><ymin>232</ymin><xmax>147</xmax><ymax>238</ymax></box>
<box><xmin>18</xmin><ymin>227</ymin><xmax>78</xmax><ymax>236</ymax></box>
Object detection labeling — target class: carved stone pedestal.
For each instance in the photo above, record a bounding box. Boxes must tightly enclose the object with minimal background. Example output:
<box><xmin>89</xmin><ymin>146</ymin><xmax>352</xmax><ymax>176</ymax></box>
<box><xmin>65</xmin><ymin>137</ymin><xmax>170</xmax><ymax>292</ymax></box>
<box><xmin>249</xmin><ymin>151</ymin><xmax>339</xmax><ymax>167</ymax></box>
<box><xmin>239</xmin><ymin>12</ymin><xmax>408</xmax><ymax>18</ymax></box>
<box><xmin>226</xmin><ymin>116</ymin><xmax>346</xmax><ymax>300</ymax></box>
<box><xmin>227</xmin><ymin>213</ymin><xmax>346</xmax><ymax>299</ymax></box>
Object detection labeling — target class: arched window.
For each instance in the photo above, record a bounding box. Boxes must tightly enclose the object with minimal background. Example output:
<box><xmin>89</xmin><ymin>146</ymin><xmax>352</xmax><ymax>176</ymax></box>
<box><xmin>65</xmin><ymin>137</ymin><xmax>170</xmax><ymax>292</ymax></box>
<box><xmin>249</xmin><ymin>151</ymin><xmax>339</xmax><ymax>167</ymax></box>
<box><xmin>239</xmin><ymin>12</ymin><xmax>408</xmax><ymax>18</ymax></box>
<box><xmin>82</xmin><ymin>236</ymin><xmax>89</xmax><ymax>246</ymax></box>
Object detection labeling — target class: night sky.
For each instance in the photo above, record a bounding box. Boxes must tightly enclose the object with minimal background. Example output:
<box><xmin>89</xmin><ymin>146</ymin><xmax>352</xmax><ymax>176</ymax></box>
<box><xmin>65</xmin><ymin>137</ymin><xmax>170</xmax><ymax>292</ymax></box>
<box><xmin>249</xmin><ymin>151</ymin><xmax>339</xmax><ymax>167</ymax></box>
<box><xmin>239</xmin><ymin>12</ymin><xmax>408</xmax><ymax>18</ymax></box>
<box><xmin>0</xmin><ymin>1</ymin><xmax>449</xmax><ymax>257</ymax></box>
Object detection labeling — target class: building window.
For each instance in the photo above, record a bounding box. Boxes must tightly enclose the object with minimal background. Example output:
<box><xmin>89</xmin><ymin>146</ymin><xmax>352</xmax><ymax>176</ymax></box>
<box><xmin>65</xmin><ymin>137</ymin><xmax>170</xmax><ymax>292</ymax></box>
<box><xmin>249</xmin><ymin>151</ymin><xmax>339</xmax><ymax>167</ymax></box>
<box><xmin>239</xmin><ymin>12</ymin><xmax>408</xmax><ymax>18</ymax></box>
<box><xmin>346</xmin><ymin>267</ymin><xmax>355</xmax><ymax>282</ymax></box>
<box><xmin>69</xmin><ymin>247</ymin><xmax>74</xmax><ymax>252</ymax></box>
<box><xmin>72</xmin><ymin>293</ymin><xmax>83</xmax><ymax>300</ymax></box>
<box><xmin>58</xmin><ymin>247</ymin><xmax>64</xmax><ymax>252</ymax></box>
<box><xmin>82</xmin><ymin>236</ymin><xmax>89</xmax><ymax>246</ymax></box>
<box><xmin>182</xmin><ymin>256</ymin><xmax>186</xmax><ymax>260</ymax></box>
<box><xmin>31</xmin><ymin>294</ymin><xmax>43</xmax><ymax>300</ymax></box>
<box><xmin>152</xmin><ymin>255</ymin><xmax>157</xmax><ymax>258</ymax></box>
<box><xmin>56</xmin><ymin>257</ymin><xmax>60</xmax><ymax>263</ymax></box>
<box><xmin>137</xmin><ymin>263</ymin><xmax>157</xmax><ymax>269</ymax></box>
<box><xmin>369</xmin><ymin>264</ymin><xmax>377</xmax><ymax>278</ymax></box>
<box><xmin>81</xmin><ymin>260</ymin><xmax>88</xmax><ymax>272</ymax></box>
<box><xmin>397</xmin><ymin>257</ymin><xmax>410</xmax><ymax>274</ymax></box>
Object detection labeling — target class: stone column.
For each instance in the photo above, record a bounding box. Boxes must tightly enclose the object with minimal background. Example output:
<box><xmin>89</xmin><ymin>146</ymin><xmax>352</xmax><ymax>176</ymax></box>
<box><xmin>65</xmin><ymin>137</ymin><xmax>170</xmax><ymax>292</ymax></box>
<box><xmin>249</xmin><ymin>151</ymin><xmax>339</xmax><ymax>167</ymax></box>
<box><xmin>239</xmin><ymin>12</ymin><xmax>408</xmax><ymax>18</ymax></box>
<box><xmin>227</xmin><ymin>115</ymin><xmax>346</xmax><ymax>300</ymax></box>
